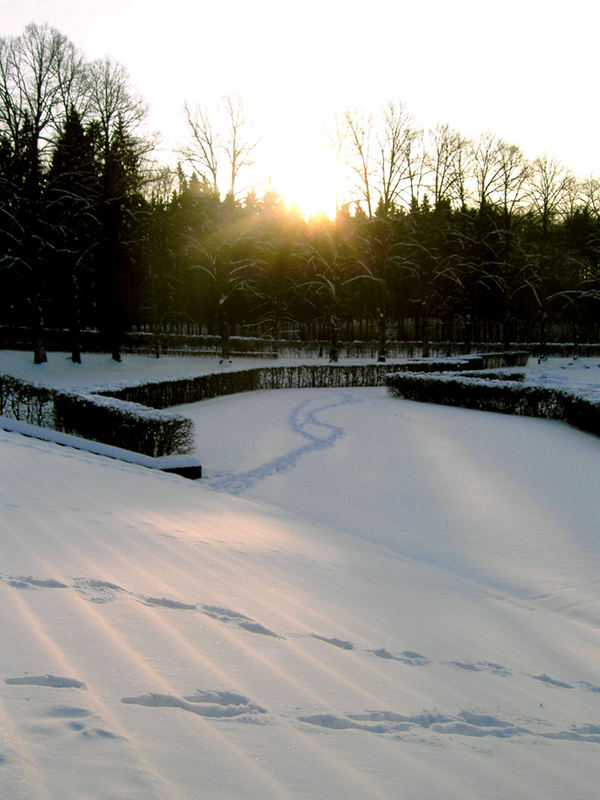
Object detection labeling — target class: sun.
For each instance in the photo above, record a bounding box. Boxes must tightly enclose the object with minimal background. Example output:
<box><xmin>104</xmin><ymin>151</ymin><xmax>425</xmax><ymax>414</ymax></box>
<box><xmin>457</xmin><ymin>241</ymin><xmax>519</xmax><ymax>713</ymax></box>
<box><xmin>274</xmin><ymin>166</ymin><xmax>338</xmax><ymax>221</ymax></box>
<box><xmin>259</xmin><ymin>133</ymin><xmax>340</xmax><ymax>221</ymax></box>
<box><xmin>266</xmin><ymin>162</ymin><xmax>338</xmax><ymax>221</ymax></box>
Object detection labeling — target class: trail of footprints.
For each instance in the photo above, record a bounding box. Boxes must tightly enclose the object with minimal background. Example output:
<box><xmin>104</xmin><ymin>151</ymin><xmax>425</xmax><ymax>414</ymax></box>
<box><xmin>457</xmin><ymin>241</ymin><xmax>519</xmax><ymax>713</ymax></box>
<box><xmin>3</xmin><ymin>569</ymin><xmax>600</xmax><ymax>748</ymax></box>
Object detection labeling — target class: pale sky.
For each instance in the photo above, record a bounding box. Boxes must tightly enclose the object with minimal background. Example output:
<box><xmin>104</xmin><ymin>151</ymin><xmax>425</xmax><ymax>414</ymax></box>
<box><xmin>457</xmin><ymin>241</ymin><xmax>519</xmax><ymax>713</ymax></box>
<box><xmin>2</xmin><ymin>0</ymin><xmax>599</xmax><ymax>216</ymax></box>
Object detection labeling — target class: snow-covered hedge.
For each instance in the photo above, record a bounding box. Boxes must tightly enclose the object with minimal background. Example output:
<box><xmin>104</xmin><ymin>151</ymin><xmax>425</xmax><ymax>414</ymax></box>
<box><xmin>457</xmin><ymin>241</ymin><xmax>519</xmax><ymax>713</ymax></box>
<box><xmin>103</xmin><ymin>359</ymin><xmax>487</xmax><ymax>409</ymax></box>
<box><xmin>0</xmin><ymin>374</ymin><xmax>193</xmax><ymax>457</ymax></box>
<box><xmin>1</xmin><ymin>353</ymin><xmax>530</xmax><ymax>457</ymax></box>
<box><xmin>387</xmin><ymin>372</ymin><xmax>600</xmax><ymax>436</ymax></box>
<box><xmin>0</xmin><ymin>373</ymin><xmax>55</xmax><ymax>426</ymax></box>
<box><xmin>53</xmin><ymin>392</ymin><xmax>193</xmax><ymax>457</ymax></box>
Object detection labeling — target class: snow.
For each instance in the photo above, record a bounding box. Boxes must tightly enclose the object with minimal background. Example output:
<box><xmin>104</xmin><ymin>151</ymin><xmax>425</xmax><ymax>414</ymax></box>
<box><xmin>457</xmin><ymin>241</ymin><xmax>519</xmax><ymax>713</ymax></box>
<box><xmin>0</xmin><ymin>416</ymin><xmax>200</xmax><ymax>474</ymax></box>
<box><xmin>1</xmin><ymin>350</ymin><xmax>600</xmax><ymax>799</ymax></box>
<box><xmin>523</xmin><ymin>356</ymin><xmax>600</xmax><ymax>402</ymax></box>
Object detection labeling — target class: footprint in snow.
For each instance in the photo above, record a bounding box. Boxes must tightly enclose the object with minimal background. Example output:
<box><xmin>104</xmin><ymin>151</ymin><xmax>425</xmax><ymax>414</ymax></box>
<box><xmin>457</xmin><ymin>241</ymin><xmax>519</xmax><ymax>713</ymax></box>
<box><xmin>5</xmin><ymin>675</ymin><xmax>86</xmax><ymax>689</ymax></box>
<box><xmin>2</xmin><ymin>575</ymin><xmax>67</xmax><ymax>590</ymax></box>
<box><xmin>201</xmin><ymin>605</ymin><xmax>284</xmax><ymax>638</ymax></box>
<box><xmin>310</xmin><ymin>634</ymin><xmax>354</xmax><ymax>650</ymax></box>
<box><xmin>206</xmin><ymin>394</ymin><xmax>354</xmax><ymax>495</ymax></box>
<box><xmin>139</xmin><ymin>595</ymin><xmax>197</xmax><ymax>610</ymax></box>
<box><xmin>578</xmin><ymin>681</ymin><xmax>600</xmax><ymax>694</ymax></box>
<box><xmin>46</xmin><ymin>706</ymin><xmax>122</xmax><ymax>740</ymax></box>
<box><xmin>370</xmin><ymin>648</ymin><xmax>430</xmax><ymax>665</ymax></box>
<box><xmin>532</xmin><ymin>673</ymin><xmax>574</xmax><ymax>689</ymax></box>
<box><xmin>300</xmin><ymin>707</ymin><xmax>600</xmax><ymax>744</ymax></box>
<box><xmin>122</xmin><ymin>688</ymin><xmax>267</xmax><ymax>720</ymax></box>
<box><xmin>73</xmin><ymin>578</ymin><xmax>125</xmax><ymax>604</ymax></box>
<box><xmin>446</xmin><ymin>660</ymin><xmax>511</xmax><ymax>675</ymax></box>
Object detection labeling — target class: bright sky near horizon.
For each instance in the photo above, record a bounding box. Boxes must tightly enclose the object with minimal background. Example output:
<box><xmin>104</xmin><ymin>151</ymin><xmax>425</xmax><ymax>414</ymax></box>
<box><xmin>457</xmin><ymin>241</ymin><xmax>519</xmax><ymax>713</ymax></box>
<box><xmin>2</xmin><ymin>0</ymin><xmax>599</xmax><ymax>217</ymax></box>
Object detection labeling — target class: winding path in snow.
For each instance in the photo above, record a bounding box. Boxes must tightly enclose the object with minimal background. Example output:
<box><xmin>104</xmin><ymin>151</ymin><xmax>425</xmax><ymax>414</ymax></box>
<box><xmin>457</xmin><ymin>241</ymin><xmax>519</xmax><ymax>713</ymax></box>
<box><xmin>205</xmin><ymin>392</ymin><xmax>355</xmax><ymax>494</ymax></box>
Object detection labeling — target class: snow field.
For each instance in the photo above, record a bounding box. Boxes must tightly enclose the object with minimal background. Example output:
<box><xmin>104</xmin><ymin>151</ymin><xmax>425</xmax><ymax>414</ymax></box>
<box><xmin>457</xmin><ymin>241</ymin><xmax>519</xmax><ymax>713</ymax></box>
<box><xmin>1</xmin><ymin>350</ymin><xmax>600</xmax><ymax>799</ymax></box>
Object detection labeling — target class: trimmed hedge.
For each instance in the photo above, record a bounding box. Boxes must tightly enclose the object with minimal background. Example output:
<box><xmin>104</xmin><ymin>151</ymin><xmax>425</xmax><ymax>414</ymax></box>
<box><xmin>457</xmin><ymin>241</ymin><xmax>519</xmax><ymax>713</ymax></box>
<box><xmin>387</xmin><ymin>371</ymin><xmax>600</xmax><ymax>437</ymax></box>
<box><xmin>0</xmin><ymin>373</ymin><xmax>193</xmax><ymax>457</ymax></box>
<box><xmin>103</xmin><ymin>354</ymin><xmax>529</xmax><ymax>410</ymax></box>
<box><xmin>0</xmin><ymin>373</ymin><xmax>55</xmax><ymax>426</ymax></box>
<box><xmin>53</xmin><ymin>392</ymin><xmax>193</xmax><ymax>458</ymax></box>
<box><xmin>103</xmin><ymin>359</ymin><xmax>487</xmax><ymax>409</ymax></box>
<box><xmin>0</xmin><ymin>353</ymin><xmax>531</xmax><ymax>457</ymax></box>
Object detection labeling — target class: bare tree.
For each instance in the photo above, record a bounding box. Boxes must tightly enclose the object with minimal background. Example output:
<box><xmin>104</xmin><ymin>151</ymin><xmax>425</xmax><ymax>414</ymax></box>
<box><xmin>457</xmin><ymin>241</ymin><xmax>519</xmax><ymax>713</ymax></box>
<box><xmin>343</xmin><ymin>109</ymin><xmax>374</xmax><ymax>217</ymax></box>
<box><xmin>471</xmin><ymin>132</ymin><xmax>505</xmax><ymax>209</ymax></box>
<box><xmin>580</xmin><ymin>176</ymin><xmax>600</xmax><ymax>218</ymax></box>
<box><xmin>181</xmin><ymin>101</ymin><xmax>220</xmax><ymax>193</ymax></box>
<box><xmin>330</xmin><ymin>112</ymin><xmax>348</xmax><ymax>216</ymax></box>
<box><xmin>528</xmin><ymin>155</ymin><xmax>574</xmax><ymax>234</ymax></box>
<box><xmin>376</xmin><ymin>101</ymin><xmax>412</xmax><ymax>215</ymax></box>
<box><xmin>0</xmin><ymin>23</ymin><xmax>86</xmax><ymax>363</ymax></box>
<box><xmin>0</xmin><ymin>24</ymin><xmax>85</xmax><ymax>166</ymax></box>
<box><xmin>496</xmin><ymin>140</ymin><xmax>530</xmax><ymax>223</ymax></box>
<box><xmin>403</xmin><ymin>126</ymin><xmax>427</xmax><ymax>209</ymax></box>
<box><xmin>180</xmin><ymin>94</ymin><xmax>257</xmax><ymax>199</ymax></box>
<box><xmin>426</xmin><ymin>124</ymin><xmax>470</xmax><ymax>209</ymax></box>
<box><xmin>86</xmin><ymin>58</ymin><xmax>149</xmax><ymax>162</ymax></box>
<box><xmin>222</xmin><ymin>94</ymin><xmax>257</xmax><ymax>199</ymax></box>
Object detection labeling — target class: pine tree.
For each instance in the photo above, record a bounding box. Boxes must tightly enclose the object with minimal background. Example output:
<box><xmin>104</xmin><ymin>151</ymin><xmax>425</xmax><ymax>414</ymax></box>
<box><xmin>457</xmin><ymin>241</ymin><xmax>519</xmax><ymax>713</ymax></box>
<box><xmin>47</xmin><ymin>107</ymin><xmax>99</xmax><ymax>362</ymax></box>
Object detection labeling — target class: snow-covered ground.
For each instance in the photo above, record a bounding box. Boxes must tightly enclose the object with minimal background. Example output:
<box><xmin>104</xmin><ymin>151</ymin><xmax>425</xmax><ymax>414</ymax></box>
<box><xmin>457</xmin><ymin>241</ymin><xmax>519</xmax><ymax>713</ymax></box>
<box><xmin>1</xmin><ymin>350</ymin><xmax>600</xmax><ymax>799</ymax></box>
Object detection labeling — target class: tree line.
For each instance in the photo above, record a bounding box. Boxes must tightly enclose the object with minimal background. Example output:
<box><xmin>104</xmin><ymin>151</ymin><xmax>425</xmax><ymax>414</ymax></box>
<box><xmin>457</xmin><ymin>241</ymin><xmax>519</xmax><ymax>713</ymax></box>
<box><xmin>1</xmin><ymin>24</ymin><xmax>599</xmax><ymax>364</ymax></box>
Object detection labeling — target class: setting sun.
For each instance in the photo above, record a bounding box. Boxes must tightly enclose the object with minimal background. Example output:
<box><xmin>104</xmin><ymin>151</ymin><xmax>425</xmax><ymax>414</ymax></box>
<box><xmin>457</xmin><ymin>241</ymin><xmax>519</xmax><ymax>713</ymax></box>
<box><xmin>250</xmin><ymin>120</ymin><xmax>342</xmax><ymax>221</ymax></box>
<box><xmin>266</xmin><ymin>157</ymin><xmax>339</xmax><ymax>220</ymax></box>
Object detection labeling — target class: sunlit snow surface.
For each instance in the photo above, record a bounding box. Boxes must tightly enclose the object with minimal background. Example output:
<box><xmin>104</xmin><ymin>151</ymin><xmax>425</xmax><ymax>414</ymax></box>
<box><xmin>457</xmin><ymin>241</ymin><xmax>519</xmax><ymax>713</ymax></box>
<box><xmin>1</xmin><ymin>351</ymin><xmax>600</xmax><ymax>799</ymax></box>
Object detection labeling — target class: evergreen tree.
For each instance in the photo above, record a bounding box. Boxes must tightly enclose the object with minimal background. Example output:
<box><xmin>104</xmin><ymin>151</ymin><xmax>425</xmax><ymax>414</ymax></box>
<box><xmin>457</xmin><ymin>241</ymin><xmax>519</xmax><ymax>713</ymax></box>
<box><xmin>47</xmin><ymin>107</ymin><xmax>99</xmax><ymax>362</ymax></box>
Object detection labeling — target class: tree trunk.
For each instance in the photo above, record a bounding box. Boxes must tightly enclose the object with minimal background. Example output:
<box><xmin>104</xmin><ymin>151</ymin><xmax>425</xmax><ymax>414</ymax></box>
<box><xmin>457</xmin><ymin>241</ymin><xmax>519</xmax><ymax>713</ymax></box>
<box><xmin>502</xmin><ymin>315</ymin><xmax>512</xmax><ymax>352</ymax></box>
<box><xmin>376</xmin><ymin>309</ymin><xmax>387</xmax><ymax>362</ymax></box>
<box><xmin>69</xmin><ymin>271</ymin><xmax>82</xmax><ymax>363</ymax></box>
<box><xmin>419</xmin><ymin>307</ymin><xmax>430</xmax><ymax>358</ymax></box>
<box><xmin>31</xmin><ymin>293</ymin><xmax>47</xmax><ymax>364</ymax></box>
<box><xmin>219</xmin><ymin>306</ymin><xmax>230</xmax><ymax>360</ymax></box>
<box><xmin>329</xmin><ymin>314</ymin><xmax>339</xmax><ymax>363</ymax></box>
<box><xmin>464</xmin><ymin>314</ymin><xmax>473</xmax><ymax>355</ymax></box>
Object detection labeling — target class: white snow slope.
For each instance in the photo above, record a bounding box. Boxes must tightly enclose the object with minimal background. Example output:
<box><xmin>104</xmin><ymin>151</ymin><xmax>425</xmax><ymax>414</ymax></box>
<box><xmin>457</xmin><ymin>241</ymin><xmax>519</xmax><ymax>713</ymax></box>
<box><xmin>1</xmin><ymin>351</ymin><xmax>600</xmax><ymax>799</ymax></box>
